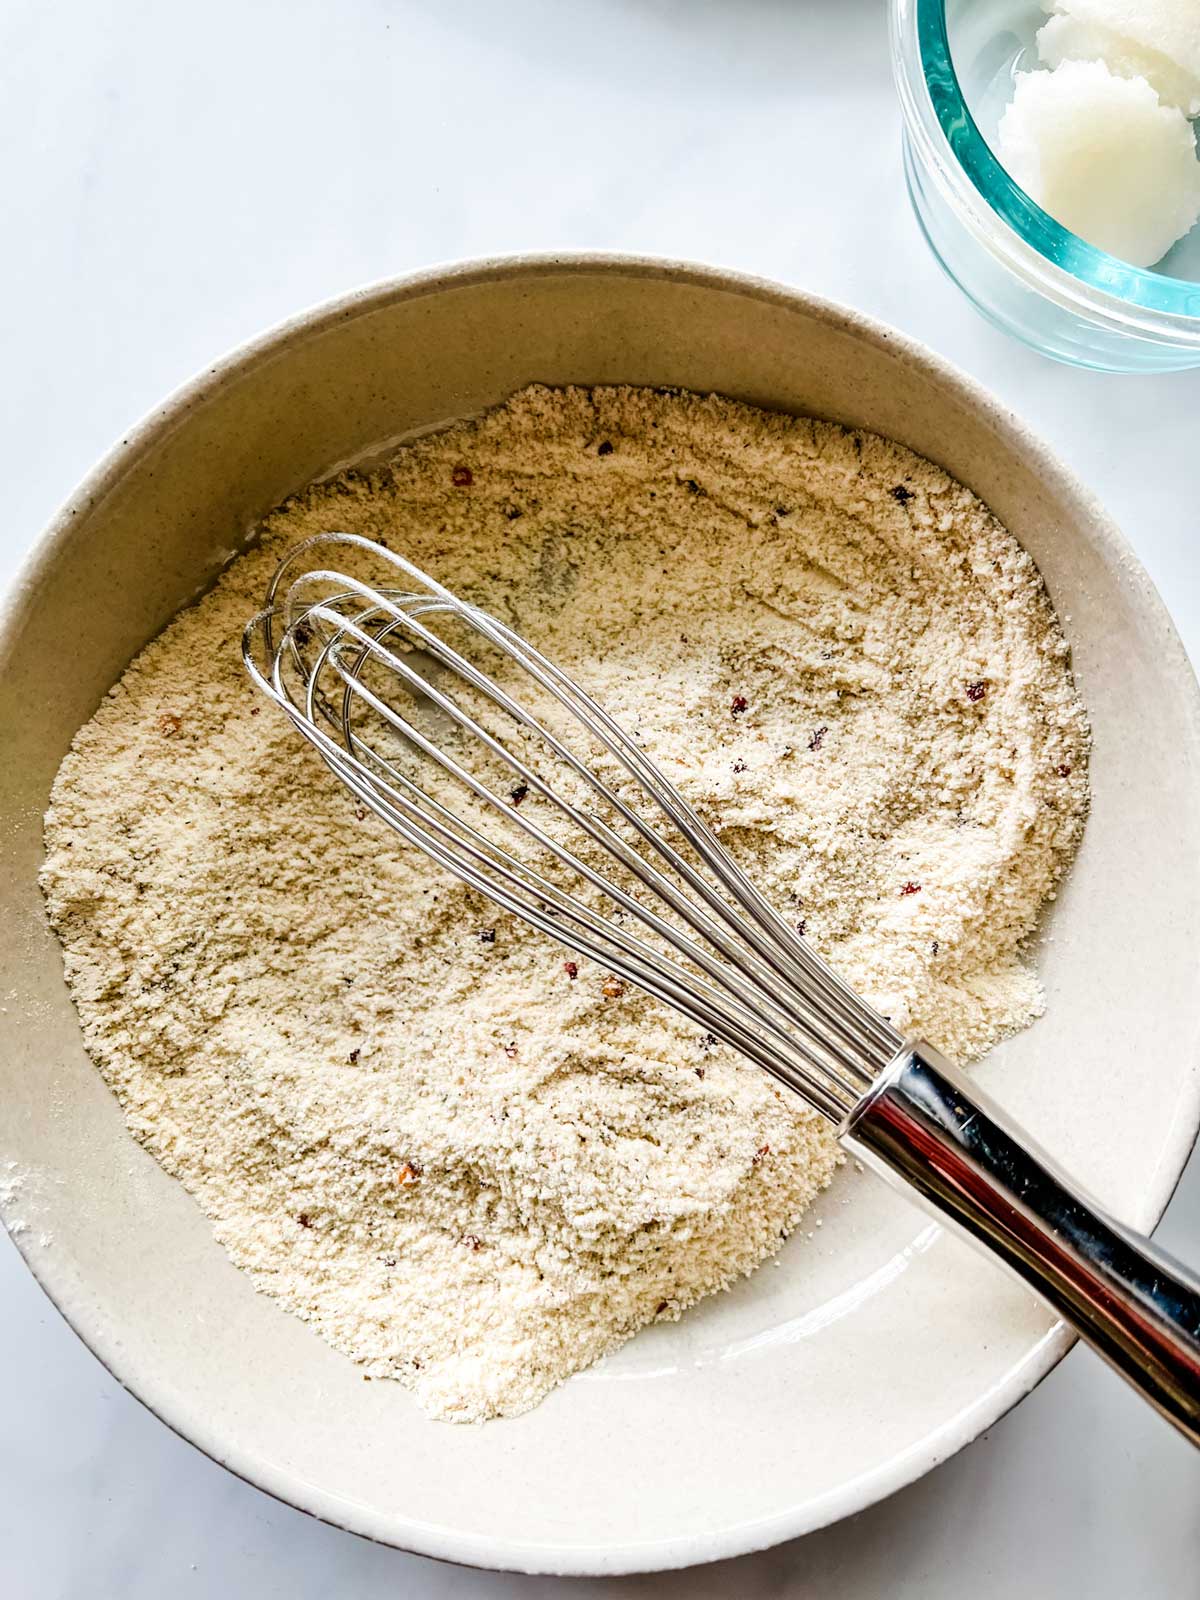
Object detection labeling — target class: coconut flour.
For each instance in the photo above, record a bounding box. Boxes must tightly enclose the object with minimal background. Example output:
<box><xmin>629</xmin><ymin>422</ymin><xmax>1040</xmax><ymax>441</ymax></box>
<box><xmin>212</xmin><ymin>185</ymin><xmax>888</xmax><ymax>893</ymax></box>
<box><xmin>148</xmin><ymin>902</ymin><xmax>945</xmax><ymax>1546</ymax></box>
<box><xmin>40</xmin><ymin>385</ymin><xmax>1090</xmax><ymax>1421</ymax></box>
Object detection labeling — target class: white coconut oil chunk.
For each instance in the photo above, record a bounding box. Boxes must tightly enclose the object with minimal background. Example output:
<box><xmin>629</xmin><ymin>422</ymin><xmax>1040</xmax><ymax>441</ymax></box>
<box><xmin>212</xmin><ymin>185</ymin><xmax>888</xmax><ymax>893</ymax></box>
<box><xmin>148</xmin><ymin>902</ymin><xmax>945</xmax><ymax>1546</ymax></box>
<box><xmin>997</xmin><ymin>58</ymin><xmax>1200</xmax><ymax>267</ymax></box>
<box><xmin>1038</xmin><ymin>0</ymin><xmax>1200</xmax><ymax>116</ymax></box>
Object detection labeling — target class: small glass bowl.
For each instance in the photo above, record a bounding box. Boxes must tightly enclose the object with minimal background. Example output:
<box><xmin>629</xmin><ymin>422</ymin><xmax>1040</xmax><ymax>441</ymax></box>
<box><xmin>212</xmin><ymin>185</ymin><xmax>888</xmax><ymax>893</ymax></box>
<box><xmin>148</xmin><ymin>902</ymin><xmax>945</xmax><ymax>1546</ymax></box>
<box><xmin>891</xmin><ymin>0</ymin><xmax>1200</xmax><ymax>372</ymax></box>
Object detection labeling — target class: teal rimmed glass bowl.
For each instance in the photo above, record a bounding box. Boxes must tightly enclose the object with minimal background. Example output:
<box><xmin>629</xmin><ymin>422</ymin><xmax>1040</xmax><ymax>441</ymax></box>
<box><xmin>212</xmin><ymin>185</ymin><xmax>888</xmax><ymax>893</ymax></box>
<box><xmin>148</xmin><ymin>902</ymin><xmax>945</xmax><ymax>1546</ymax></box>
<box><xmin>892</xmin><ymin>0</ymin><xmax>1200</xmax><ymax>371</ymax></box>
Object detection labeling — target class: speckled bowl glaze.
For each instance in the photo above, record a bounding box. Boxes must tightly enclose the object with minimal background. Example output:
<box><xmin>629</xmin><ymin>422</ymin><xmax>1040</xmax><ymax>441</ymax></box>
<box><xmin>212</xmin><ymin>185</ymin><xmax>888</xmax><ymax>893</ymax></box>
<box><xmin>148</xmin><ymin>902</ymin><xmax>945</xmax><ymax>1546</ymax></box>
<box><xmin>1</xmin><ymin>256</ymin><xmax>1199</xmax><ymax>1575</ymax></box>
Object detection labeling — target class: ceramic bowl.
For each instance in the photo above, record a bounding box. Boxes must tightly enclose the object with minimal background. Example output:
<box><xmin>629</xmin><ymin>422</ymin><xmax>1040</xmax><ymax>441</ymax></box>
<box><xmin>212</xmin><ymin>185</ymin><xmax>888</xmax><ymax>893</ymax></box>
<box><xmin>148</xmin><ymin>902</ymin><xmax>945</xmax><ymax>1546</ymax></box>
<box><xmin>2</xmin><ymin>256</ymin><xmax>1198</xmax><ymax>1575</ymax></box>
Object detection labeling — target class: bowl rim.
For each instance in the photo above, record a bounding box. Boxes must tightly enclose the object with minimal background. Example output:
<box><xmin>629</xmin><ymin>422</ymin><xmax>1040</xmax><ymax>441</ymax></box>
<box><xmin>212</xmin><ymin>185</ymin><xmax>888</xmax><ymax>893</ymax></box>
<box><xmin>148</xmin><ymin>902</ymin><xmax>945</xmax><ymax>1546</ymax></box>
<box><xmin>6</xmin><ymin>250</ymin><xmax>1200</xmax><ymax>1574</ymax></box>
<box><xmin>890</xmin><ymin>0</ymin><xmax>1200</xmax><ymax>345</ymax></box>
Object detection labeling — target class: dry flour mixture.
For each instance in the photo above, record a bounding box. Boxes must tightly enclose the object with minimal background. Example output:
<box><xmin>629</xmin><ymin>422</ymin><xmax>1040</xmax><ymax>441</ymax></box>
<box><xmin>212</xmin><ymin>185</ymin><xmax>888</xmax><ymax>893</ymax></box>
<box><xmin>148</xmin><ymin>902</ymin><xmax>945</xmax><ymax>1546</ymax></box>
<box><xmin>41</xmin><ymin>386</ymin><xmax>1090</xmax><ymax>1421</ymax></box>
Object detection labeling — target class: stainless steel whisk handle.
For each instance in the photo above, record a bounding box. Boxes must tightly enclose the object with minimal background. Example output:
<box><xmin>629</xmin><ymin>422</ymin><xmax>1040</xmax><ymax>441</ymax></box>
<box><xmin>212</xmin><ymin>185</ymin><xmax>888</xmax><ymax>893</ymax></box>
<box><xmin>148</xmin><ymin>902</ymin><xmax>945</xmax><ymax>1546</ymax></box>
<box><xmin>844</xmin><ymin>1043</ymin><xmax>1200</xmax><ymax>1446</ymax></box>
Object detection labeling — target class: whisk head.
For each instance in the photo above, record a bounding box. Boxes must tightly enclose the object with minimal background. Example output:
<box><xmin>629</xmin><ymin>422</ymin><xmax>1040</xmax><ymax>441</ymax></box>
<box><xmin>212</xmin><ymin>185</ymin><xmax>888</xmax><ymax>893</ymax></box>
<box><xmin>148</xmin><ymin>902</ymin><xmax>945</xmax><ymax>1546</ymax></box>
<box><xmin>242</xmin><ymin>533</ymin><xmax>903</xmax><ymax>1123</ymax></box>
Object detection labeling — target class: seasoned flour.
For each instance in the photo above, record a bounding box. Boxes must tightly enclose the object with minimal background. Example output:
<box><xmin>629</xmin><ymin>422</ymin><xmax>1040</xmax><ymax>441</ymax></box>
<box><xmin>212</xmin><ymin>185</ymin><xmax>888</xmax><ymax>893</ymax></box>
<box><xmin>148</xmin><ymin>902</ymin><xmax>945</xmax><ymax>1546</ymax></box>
<box><xmin>41</xmin><ymin>386</ymin><xmax>1089</xmax><ymax>1420</ymax></box>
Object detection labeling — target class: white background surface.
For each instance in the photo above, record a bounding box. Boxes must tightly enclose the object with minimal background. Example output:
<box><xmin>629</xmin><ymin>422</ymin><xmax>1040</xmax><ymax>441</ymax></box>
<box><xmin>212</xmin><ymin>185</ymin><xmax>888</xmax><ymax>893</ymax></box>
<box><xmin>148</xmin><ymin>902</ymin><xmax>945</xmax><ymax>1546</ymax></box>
<box><xmin>3</xmin><ymin>1</ymin><xmax>1199</xmax><ymax>1594</ymax></box>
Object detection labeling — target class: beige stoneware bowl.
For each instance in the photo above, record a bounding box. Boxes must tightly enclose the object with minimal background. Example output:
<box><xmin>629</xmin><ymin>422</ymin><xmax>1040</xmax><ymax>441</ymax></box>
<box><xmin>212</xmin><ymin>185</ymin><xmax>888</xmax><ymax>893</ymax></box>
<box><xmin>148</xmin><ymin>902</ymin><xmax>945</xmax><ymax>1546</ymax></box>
<box><xmin>2</xmin><ymin>256</ymin><xmax>1199</xmax><ymax>1575</ymax></box>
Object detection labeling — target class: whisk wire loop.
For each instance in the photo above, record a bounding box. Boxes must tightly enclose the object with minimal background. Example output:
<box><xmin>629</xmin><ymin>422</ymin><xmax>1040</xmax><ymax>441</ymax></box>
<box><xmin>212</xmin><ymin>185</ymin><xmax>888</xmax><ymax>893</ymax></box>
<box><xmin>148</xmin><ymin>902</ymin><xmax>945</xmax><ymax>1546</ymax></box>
<box><xmin>243</xmin><ymin>534</ymin><xmax>903</xmax><ymax>1120</ymax></box>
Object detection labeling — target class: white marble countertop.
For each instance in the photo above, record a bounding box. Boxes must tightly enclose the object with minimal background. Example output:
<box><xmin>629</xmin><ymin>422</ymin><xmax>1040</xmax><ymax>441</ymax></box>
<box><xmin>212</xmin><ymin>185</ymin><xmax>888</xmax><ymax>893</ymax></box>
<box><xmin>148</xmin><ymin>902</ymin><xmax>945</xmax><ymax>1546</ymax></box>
<box><xmin>3</xmin><ymin>1</ymin><xmax>1199</xmax><ymax>1593</ymax></box>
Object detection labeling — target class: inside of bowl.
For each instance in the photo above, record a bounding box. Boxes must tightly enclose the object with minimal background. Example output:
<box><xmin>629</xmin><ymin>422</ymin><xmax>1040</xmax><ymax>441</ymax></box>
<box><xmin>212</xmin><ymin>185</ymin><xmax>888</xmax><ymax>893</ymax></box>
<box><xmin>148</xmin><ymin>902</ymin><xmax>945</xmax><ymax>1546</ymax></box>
<box><xmin>923</xmin><ymin>0</ymin><xmax>1200</xmax><ymax>306</ymax></box>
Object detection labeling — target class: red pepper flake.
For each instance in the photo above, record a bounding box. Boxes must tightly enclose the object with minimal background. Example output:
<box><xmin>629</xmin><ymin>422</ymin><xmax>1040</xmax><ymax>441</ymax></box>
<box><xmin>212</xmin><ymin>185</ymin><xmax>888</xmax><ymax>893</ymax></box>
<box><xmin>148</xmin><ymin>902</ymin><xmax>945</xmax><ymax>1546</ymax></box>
<box><xmin>695</xmin><ymin>1066</ymin><xmax>705</xmax><ymax>1080</ymax></box>
<box><xmin>655</xmin><ymin>1300</ymin><xmax>669</xmax><ymax>1315</ymax></box>
<box><xmin>730</xmin><ymin>694</ymin><xmax>748</xmax><ymax>715</ymax></box>
<box><xmin>891</xmin><ymin>484</ymin><xmax>913</xmax><ymax>505</ymax></box>
<box><xmin>508</xmin><ymin>783</ymin><xmax>529</xmax><ymax>806</ymax></box>
<box><xmin>158</xmin><ymin>712</ymin><xmax>182</xmax><ymax>737</ymax></box>
<box><xmin>602</xmin><ymin>978</ymin><xmax>626</xmax><ymax>999</ymax></box>
<box><xmin>753</xmin><ymin>1143</ymin><xmax>770</xmax><ymax>1165</ymax></box>
<box><xmin>563</xmin><ymin>961</ymin><xmax>579</xmax><ymax>979</ymax></box>
<box><xmin>451</xmin><ymin>464</ymin><xmax>473</xmax><ymax>487</ymax></box>
<box><xmin>249</xmin><ymin>706</ymin><xmax>260</xmax><ymax>716</ymax></box>
<box><xmin>1056</xmin><ymin>763</ymin><xmax>1072</xmax><ymax>778</ymax></box>
<box><xmin>597</xmin><ymin>440</ymin><xmax>614</xmax><ymax>457</ymax></box>
<box><xmin>297</xmin><ymin>1212</ymin><xmax>312</xmax><ymax>1228</ymax></box>
<box><xmin>966</xmin><ymin>681</ymin><xmax>988</xmax><ymax>703</ymax></box>
<box><xmin>808</xmin><ymin>726</ymin><xmax>827</xmax><ymax>752</ymax></box>
<box><xmin>397</xmin><ymin>1161</ymin><xmax>422</xmax><ymax>1186</ymax></box>
<box><xmin>479</xmin><ymin>928</ymin><xmax>496</xmax><ymax>943</ymax></box>
<box><xmin>462</xmin><ymin>1234</ymin><xmax>484</xmax><ymax>1251</ymax></box>
<box><xmin>348</xmin><ymin>1048</ymin><xmax>360</xmax><ymax>1064</ymax></box>
<box><xmin>732</xmin><ymin>758</ymin><xmax>747</xmax><ymax>773</ymax></box>
<box><xmin>901</xmin><ymin>881</ymin><xmax>922</xmax><ymax>897</ymax></box>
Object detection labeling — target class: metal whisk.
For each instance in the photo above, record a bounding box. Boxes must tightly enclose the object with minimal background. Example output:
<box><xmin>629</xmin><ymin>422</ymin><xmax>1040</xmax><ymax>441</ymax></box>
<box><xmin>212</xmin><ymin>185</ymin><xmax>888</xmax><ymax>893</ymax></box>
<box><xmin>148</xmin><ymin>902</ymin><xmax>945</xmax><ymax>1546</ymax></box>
<box><xmin>244</xmin><ymin>531</ymin><xmax>1200</xmax><ymax>1446</ymax></box>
